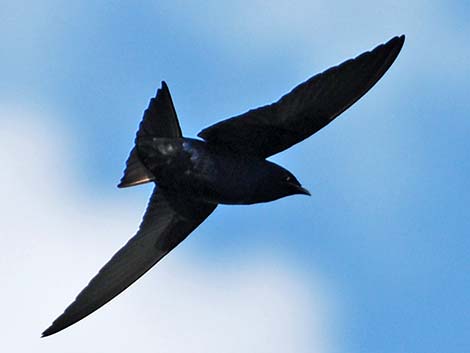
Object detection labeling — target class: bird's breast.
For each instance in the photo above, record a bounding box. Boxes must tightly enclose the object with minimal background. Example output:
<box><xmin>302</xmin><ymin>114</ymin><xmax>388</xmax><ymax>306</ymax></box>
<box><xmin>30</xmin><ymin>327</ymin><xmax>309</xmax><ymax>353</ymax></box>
<box><xmin>137</xmin><ymin>137</ymin><xmax>281</xmax><ymax>204</ymax></box>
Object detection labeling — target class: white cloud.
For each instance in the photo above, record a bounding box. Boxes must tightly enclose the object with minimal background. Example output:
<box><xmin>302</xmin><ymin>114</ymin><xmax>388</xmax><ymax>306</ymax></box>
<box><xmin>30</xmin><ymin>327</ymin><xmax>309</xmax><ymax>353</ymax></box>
<box><xmin>0</xmin><ymin>107</ymin><xmax>337</xmax><ymax>353</ymax></box>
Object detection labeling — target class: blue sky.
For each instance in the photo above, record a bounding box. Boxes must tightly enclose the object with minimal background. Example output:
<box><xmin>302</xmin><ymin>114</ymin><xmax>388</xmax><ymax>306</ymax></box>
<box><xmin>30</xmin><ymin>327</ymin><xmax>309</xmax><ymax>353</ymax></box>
<box><xmin>2</xmin><ymin>1</ymin><xmax>469</xmax><ymax>352</ymax></box>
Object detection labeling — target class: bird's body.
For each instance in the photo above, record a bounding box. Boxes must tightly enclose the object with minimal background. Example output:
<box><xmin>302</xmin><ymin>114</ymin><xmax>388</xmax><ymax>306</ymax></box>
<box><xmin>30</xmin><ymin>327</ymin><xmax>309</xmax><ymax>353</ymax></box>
<box><xmin>138</xmin><ymin>137</ymin><xmax>308</xmax><ymax>204</ymax></box>
<box><xmin>43</xmin><ymin>35</ymin><xmax>405</xmax><ymax>337</ymax></box>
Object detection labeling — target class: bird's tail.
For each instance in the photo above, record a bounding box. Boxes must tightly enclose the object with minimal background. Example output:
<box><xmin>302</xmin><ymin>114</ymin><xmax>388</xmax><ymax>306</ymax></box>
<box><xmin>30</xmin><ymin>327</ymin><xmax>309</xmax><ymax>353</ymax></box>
<box><xmin>118</xmin><ymin>81</ymin><xmax>183</xmax><ymax>188</ymax></box>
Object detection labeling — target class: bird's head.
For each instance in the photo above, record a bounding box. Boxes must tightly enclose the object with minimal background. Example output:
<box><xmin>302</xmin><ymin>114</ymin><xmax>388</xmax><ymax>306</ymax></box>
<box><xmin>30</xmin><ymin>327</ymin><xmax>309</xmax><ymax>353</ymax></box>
<box><xmin>281</xmin><ymin>173</ymin><xmax>311</xmax><ymax>197</ymax></box>
<box><xmin>251</xmin><ymin>162</ymin><xmax>310</xmax><ymax>203</ymax></box>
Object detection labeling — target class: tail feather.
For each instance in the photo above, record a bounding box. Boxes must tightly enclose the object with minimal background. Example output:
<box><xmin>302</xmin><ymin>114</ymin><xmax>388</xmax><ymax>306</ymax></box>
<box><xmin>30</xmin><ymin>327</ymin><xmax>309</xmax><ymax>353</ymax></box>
<box><xmin>118</xmin><ymin>148</ymin><xmax>155</xmax><ymax>188</ymax></box>
<box><xmin>118</xmin><ymin>81</ymin><xmax>182</xmax><ymax>188</ymax></box>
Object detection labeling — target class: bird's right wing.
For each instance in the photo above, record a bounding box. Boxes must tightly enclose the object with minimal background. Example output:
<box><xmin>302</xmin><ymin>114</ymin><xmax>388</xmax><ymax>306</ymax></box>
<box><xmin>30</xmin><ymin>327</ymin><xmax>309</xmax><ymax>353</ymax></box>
<box><xmin>198</xmin><ymin>36</ymin><xmax>405</xmax><ymax>158</ymax></box>
<box><xmin>42</xmin><ymin>187</ymin><xmax>216</xmax><ymax>337</ymax></box>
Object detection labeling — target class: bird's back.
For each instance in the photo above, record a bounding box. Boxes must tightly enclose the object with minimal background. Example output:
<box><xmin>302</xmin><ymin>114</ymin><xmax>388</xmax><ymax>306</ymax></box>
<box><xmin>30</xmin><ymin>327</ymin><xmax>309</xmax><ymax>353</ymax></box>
<box><xmin>137</xmin><ymin>137</ymin><xmax>298</xmax><ymax>204</ymax></box>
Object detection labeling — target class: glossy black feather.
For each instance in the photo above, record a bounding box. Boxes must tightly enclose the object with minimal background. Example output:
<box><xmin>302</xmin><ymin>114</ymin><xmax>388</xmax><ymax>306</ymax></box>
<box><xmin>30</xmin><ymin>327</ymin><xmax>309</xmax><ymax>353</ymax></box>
<box><xmin>42</xmin><ymin>188</ymin><xmax>216</xmax><ymax>337</ymax></box>
<box><xmin>198</xmin><ymin>35</ymin><xmax>405</xmax><ymax>157</ymax></box>
<box><xmin>119</xmin><ymin>81</ymin><xmax>182</xmax><ymax>188</ymax></box>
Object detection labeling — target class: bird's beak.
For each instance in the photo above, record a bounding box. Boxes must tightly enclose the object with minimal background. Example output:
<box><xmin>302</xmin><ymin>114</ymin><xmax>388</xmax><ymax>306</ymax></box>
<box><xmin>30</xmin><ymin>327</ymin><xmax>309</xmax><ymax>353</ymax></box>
<box><xmin>292</xmin><ymin>184</ymin><xmax>311</xmax><ymax>196</ymax></box>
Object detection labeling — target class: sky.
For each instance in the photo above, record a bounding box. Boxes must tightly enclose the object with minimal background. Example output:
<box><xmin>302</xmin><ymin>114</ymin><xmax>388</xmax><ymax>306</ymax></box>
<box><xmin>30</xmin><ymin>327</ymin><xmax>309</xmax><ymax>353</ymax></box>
<box><xmin>1</xmin><ymin>1</ymin><xmax>469</xmax><ymax>353</ymax></box>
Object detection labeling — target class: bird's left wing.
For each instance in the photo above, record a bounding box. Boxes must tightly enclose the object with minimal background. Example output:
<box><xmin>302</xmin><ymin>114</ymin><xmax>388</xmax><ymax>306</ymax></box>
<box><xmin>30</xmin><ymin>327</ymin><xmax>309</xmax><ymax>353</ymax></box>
<box><xmin>198</xmin><ymin>35</ymin><xmax>404</xmax><ymax>158</ymax></box>
<box><xmin>42</xmin><ymin>187</ymin><xmax>216</xmax><ymax>337</ymax></box>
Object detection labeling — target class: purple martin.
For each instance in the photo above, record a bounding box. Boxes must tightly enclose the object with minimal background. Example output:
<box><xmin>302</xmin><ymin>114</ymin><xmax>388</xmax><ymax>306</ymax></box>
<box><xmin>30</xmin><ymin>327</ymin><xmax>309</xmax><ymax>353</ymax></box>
<box><xmin>42</xmin><ymin>35</ymin><xmax>404</xmax><ymax>337</ymax></box>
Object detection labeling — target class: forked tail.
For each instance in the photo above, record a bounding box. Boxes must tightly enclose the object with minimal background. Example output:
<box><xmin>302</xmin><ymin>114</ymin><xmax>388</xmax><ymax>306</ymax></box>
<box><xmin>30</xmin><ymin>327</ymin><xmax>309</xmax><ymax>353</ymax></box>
<box><xmin>118</xmin><ymin>81</ymin><xmax>183</xmax><ymax>187</ymax></box>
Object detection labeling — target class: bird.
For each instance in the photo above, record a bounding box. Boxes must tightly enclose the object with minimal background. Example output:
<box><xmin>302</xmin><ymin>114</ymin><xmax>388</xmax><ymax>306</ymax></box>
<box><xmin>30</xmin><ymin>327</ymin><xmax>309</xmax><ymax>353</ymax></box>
<box><xmin>42</xmin><ymin>35</ymin><xmax>405</xmax><ymax>337</ymax></box>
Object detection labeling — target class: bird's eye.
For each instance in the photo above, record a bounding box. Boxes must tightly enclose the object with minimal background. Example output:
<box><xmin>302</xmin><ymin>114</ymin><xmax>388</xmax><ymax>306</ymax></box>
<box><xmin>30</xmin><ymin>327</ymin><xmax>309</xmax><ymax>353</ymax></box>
<box><xmin>285</xmin><ymin>176</ymin><xmax>292</xmax><ymax>182</ymax></box>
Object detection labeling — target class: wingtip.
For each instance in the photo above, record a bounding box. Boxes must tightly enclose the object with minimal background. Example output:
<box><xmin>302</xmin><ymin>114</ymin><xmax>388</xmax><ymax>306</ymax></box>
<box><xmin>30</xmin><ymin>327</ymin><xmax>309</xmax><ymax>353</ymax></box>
<box><xmin>379</xmin><ymin>35</ymin><xmax>405</xmax><ymax>63</ymax></box>
<box><xmin>41</xmin><ymin>326</ymin><xmax>56</xmax><ymax>338</ymax></box>
<box><xmin>391</xmin><ymin>34</ymin><xmax>406</xmax><ymax>47</ymax></box>
<box><xmin>397</xmin><ymin>34</ymin><xmax>405</xmax><ymax>45</ymax></box>
<box><xmin>384</xmin><ymin>34</ymin><xmax>405</xmax><ymax>47</ymax></box>
<box><xmin>392</xmin><ymin>35</ymin><xmax>406</xmax><ymax>57</ymax></box>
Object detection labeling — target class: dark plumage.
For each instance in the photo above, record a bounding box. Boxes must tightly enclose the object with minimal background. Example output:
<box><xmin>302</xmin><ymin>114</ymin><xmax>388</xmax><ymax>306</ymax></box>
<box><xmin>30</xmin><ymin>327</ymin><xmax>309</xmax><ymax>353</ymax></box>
<box><xmin>42</xmin><ymin>35</ymin><xmax>405</xmax><ymax>337</ymax></box>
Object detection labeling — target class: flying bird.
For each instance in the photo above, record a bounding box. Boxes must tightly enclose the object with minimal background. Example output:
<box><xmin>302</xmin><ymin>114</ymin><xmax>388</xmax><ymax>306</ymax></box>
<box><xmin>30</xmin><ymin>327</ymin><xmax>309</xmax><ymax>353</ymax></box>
<box><xmin>42</xmin><ymin>35</ymin><xmax>405</xmax><ymax>337</ymax></box>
